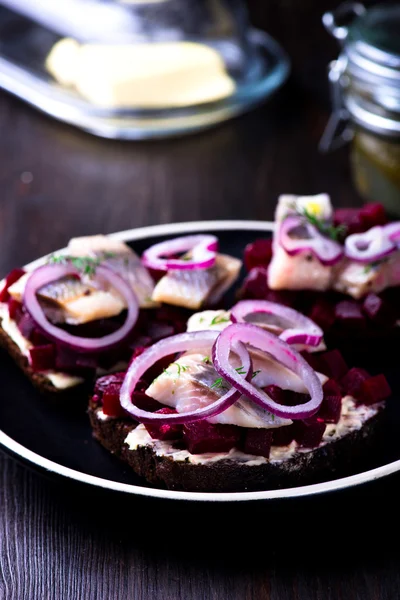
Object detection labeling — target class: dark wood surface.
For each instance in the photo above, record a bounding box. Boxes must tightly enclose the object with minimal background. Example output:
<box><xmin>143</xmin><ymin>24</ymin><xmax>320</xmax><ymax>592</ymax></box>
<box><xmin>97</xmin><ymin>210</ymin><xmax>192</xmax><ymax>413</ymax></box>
<box><xmin>1</xmin><ymin>1</ymin><xmax>400</xmax><ymax>598</ymax></box>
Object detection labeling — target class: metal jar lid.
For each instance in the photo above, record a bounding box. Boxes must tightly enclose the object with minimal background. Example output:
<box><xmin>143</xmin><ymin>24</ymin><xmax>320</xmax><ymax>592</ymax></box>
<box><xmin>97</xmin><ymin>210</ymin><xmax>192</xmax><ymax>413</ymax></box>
<box><xmin>320</xmin><ymin>2</ymin><xmax>400</xmax><ymax>152</ymax></box>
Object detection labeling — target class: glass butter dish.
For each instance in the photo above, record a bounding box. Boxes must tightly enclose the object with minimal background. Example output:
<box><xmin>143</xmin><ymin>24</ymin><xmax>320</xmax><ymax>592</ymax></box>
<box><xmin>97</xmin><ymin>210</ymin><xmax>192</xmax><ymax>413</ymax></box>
<box><xmin>0</xmin><ymin>0</ymin><xmax>290</xmax><ymax>139</ymax></box>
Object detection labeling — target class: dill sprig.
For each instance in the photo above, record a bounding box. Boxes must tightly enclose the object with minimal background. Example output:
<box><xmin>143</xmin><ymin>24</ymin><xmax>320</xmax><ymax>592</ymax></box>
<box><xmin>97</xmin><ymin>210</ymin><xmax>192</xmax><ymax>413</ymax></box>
<box><xmin>49</xmin><ymin>252</ymin><xmax>116</xmax><ymax>276</ymax></box>
<box><xmin>302</xmin><ymin>208</ymin><xmax>347</xmax><ymax>242</ymax></box>
<box><xmin>210</xmin><ymin>314</ymin><xmax>230</xmax><ymax>326</ymax></box>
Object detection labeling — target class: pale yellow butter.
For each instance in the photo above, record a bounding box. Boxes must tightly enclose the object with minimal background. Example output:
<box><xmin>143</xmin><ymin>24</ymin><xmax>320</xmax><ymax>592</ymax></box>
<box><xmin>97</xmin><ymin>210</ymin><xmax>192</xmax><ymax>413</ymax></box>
<box><xmin>46</xmin><ymin>39</ymin><xmax>235</xmax><ymax>108</ymax></box>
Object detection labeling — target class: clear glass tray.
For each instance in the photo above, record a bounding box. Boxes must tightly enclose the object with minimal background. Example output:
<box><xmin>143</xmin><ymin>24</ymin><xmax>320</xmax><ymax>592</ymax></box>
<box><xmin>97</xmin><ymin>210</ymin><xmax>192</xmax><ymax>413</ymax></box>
<box><xmin>0</xmin><ymin>6</ymin><xmax>290</xmax><ymax>139</ymax></box>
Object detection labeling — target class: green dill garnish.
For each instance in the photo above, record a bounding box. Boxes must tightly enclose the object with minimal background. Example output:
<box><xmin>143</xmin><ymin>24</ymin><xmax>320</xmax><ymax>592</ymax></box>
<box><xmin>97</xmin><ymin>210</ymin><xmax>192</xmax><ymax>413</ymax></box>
<box><xmin>210</xmin><ymin>377</ymin><xmax>228</xmax><ymax>390</ymax></box>
<box><xmin>363</xmin><ymin>259</ymin><xmax>385</xmax><ymax>274</ymax></box>
<box><xmin>302</xmin><ymin>208</ymin><xmax>346</xmax><ymax>242</ymax></box>
<box><xmin>162</xmin><ymin>362</ymin><xmax>188</xmax><ymax>378</ymax></box>
<box><xmin>202</xmin><ymin>356</ymin><xmax>211</xmax><ymax>364</ymax></box>
<box><xmin>210</xmin><ymin>314</ymin><xmax>230</xmax><ymax>326</ymax></box>
<box><xmin>252</xmin><ymin>370</ymin><xmax>261</xmax><ymax>379</ymax></box>
<box><xmin>235</xmin><ymin>366</ymin><xmax>246</xmax><ymax>375</ymax></box>
<box><xmin>49</xmin><ymin>252</ymin><xmax>116</xmax><ymax>276</ymax></box>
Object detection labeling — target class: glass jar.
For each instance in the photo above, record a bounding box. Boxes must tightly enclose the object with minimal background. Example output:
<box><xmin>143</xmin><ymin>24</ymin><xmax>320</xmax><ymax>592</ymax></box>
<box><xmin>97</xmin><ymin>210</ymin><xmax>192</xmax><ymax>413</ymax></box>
<box><xmin>320</xmin><ymin>2</ymin><xmax>400</xmax><ymax>215</ymax></box>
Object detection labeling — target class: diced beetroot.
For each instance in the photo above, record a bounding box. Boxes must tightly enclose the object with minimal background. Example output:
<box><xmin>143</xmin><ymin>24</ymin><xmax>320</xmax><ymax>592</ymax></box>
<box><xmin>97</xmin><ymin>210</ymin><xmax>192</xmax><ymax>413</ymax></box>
<box><xmin>323</xmin><ymin>378</ymin><xmax>342</xmax><ymax>396</ymax></box>
<box><xmin>17</xmin><ymin>313</ymin><xmax>36</xmax><ymax>340</ymax></box>
<box><xmin>362</xmin><ymin>293</ymin><xmax>396</xmax><ymax>327</ymax></box>
<box><xmin>147</xmin><ymin>322</ymin><xmax>175</xmax><ymax>342</ymax></box>
<box><xmin>102</xmin><ymin>383</ymin><xmax>127</xmax><ymax>418</ymax></box>
<box><xmin>317</xmin><ymin>394</ymin><xmax>342</xmax><ymax>424</ymax></box>
<box><xmin>358</xmin><ymin>374</ymin><xmax>392</xmax><ymax>406</ymax></box>
<box><xmin>308</xmin><ymin>297</ymin><xmax>336</xmax><ymax>331</ymax></box>
<box><xmin>359</xmin><ymin>203</ymin><xmax>387</xmax><ymax>228</ymax></box>
<box><xmin>264</xmin><ymin>385</ymin><xmax>310</xmax><ymax>407</ymax></box>
<box><xmin>340</xmin><ymin>367</ymin><xmax>371</xmax><ymax>400</ymax></box>
<box><xmin>55</xmin><ymin>346</ymin><xmax>94</xmax><ymax>374</ymax></box>
<box><xmin>333</xmin><ymin>208</ymin><xmax>364</xmax><ymax>236</ymax></box>
<box><xmin>7</xmin><ymin>298</ymin><xmax>23</xmax><ymax>321</ymax></box>
<box><xmin>183</xmin><ymin>421</ymin><xmax>242</xmax><ymax>454</ymax></box>
<box><xmin>335</xmin><ymin>300</ymin><xmax>366</xmax><ymax>330</ymax></box>
<box><xmin>94</xmin><ymin>372</ymin><xmax>126</xmax><ymax>398</ymax></box>
<box><xmin>132</xmin><ymin>391</ymin><xmax>165</xmax><ymax>413</ymax></box>
<box><xmin>29</xmin><ymin>328</ymin><xmax>50</xmax><ymax>346</ymax></box>
<box><xmin>272</xmin><ymin>424</ymin><xmax>296</xmax><ymax>446</ymax></box>
<box><xmin>244</xmin><ymin>239</ymin><xmax>273</xmax><ymax>271</ymax></box>
<box><xmin>0</xmin><ymin>268</ymin><xmax>25</xmax><ymax>302</ymax></box>
<box><xmin>265</xmin><ymin>289</ymin><xmax>296</xmax><ymax>307</ymax></box>
<box><xmin>300</xmin><ymin>351</ymin><xmax>322</xmax><ymax>372</ymax></box>
<box><xmin>294</xmin><ymin>419</ymin><xmax>326</xmax><ymax>448</ymax></box>
<box><xmin>263</xmin><ymin>384</ymin><xmax>286</xmax><ymax>405</ymax></box>
<box><xmin>239</xmin><ymin>267</ymin><xmax>270</xmax><ymax>300</ymax></box>
<box><xmin>28</xmin><ymin>344</ymin><xmax>56</xmax><ymax>370</ymax></box>
<box><xmin>318</xmin><ymin>349</ymin><xmax>349</xmax><ymax>380</ymax></box>
<box><xmin>242</xmin><ymin>428</ymin><xmax>273</xmax><ymax>458</ymax></box>
<box><xmin>144</xmin><ymin>408</ymin><xmax>183</xmax><ymax>441</ymax></box>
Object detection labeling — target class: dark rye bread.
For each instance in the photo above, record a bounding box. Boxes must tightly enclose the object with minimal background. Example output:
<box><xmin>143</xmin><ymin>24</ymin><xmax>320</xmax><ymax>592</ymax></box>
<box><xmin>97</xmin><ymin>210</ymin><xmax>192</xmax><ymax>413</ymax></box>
<box><xmin>88</xmin><ymin>403</ymin><xmax>386</xmax><ymax>493</ymax></box>
<box><xmin>0</xmin><ymin>320</ymin><xmax>82</xmax><ymax>396</ymax></box>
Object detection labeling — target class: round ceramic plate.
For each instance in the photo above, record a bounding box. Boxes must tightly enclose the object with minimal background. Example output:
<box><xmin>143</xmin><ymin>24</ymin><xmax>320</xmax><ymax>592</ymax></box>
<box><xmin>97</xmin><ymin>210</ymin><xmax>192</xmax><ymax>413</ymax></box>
<box><xmin>1</xmin><ymin>220</ymin><xmax>400</xmax><ymax>503</ymax></box>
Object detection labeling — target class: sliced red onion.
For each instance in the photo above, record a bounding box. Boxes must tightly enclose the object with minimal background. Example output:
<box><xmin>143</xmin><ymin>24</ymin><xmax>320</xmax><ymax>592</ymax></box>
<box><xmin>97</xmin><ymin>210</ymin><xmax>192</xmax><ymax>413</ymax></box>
<box><xmin>384</xmin><ymin>222</ymin><xmax>400</xmax><ymax>246</ymax></box>
<box><xmin>212</xmin><ymin>323</ymin><xmax>323</xmax><ymax>420</ymax></box>
<box><xmin>141</xmin><ymin>234</ymin><xmax>218</xmax><ymax>271</ymax></box>
<box><xmin>230</xmin><ymin>300</ymin><xmax>323</xmax><ymax>347</ymax></box>
<box><xmin>345</xmin><ymin>226</ymin><xmax>396</xmax><ymax>264</ymax></box>
<box><xmin>120</xmin><ymin>330</ymin><xmax>252</xmax><ymax>424</ymax></box>
<box><xmin>23</xmin><ymin>264</ymin><xmax>139</xmax><ymax>353</ymax></box>
<box><xmin>279</xmin><ymin>216</ymin><xmax>344</xmax><ymax>266</ymax></box>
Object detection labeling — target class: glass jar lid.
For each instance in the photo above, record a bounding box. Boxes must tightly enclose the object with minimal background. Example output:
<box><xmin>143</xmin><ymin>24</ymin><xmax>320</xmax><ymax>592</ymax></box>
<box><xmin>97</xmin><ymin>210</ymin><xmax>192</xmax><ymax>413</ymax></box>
<box><xmin>320</xmin><ymin>2</ymin><xmax>400</xmax><ymax>151</ymax></box>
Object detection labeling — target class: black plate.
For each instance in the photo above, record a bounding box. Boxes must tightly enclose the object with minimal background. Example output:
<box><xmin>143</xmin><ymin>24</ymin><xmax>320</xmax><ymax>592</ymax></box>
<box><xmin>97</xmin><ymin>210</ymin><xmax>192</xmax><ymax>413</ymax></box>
<box><xmin>1</xmin><ymin>220</ymin><xmax>400</xmax><ymax>503</ymax></box>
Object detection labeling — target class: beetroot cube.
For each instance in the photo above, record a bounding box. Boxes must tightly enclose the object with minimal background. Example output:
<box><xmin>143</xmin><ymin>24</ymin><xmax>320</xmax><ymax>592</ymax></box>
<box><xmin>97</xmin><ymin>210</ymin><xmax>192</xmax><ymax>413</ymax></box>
<box><xmin>309</xmin><ymin>298</ymin><xmax>335</xmax><ymax>331</ymax></box>
<box><xmin>242</xmin><ymin>428</ymin><xmax>273</xmax><ymax>458</ymax></box>
<box><xmin>94</xmin><ymin>372</ymin><xmax>125</xmax><ymax>398</ymax></box>
<box><xmin>0</xmin><ymin>268</ymin><xmax>25</xmax><ymax>302</ymax></box>
<box><xmin>362</xmin><ymin>294</ymin><xmax>396</xmax><ymax>327</ymax></box>
<box><xmin>333</xmin><ymin>208</ymin><xmax>364</xmax><ymax>236</ymax></box>
<box><xmin>29</xmin><ymin>328</ymin><xmax>50</xmax><ymax>346</ymax></box>
<box><xmin>294</xmin><ymin>419</ymin><xmax>326</xmax><ymax>448</ymax></box>
<box><xmin>102</xmin><ymin>383</ymin><xmax>127</xmax><ymax>418</ymax></box>
<box><xmin>144</xmin><ymin>408</ymin><xmax>183</xmax><ymax>440</ymax></box>
<box><xmin>359</xmin><ymin>203</ymin><xmax>387</xmax><ymax>228</ymax></box>
<box><xmin>323</xmin><ymin>378</ymin><xmax>342</xmax><ymax>396</ymax></box>
<box><xmin>263</xmin><ymin>384</ymin><xmax>286</xmax><ymax>405</ymax></box>
<box><xmin>265</xmin><ymin>289</ymin><xmax>295</xmax><ymax>307</ymax></box>
<box><xmin>335</xmin><ymin>300</ymin><xmax>366</xmax><ymax>330</ymax></box>
<box><xmin>272</xmin><ymin>424</ymin><xmax>296</xmax><ymax>446</ymax></box>
<box><xmin>17</xmin><ymin>313</ymin><xmax>36</xmax><ymax>340</ymax></box>
<box><xmin>340</xmin><ymin>367</ymin><xmax>371</xmax><ymax>400</ymax></box>
<box><xmin>300</xmin><ymin>351</ymin><xmax>322</xmax><ymax>372</ymax></box>
<box><xmin>317</xmin><ymin>394</ymin><xmax>342</xmax><ymax>424</ymax></box>
<box><xmin>183</xmin><ymin>421</ymin><xmax>242</xmax><ymax>454</ymax></box>
<box><xmin>244</xmin><ymin>239</ymin><xmax>273</xmax><ymax>271</ymax></box>
<box><xmin>132</xmin><ymin>391</ymin><xmax>165</xmax><ymax>413</ymax></box>
<box><xmin>28</xmin><ymin>344</ymin><xmax>56</xmax><ymax>371</ymax></box>
<box><xmin>358</xmin><ymin>374</ymin><xmax>392</xmax><ymax>406</ymax></box>
<box><xmin>318</xmin><ymin>349</ymin><xmax>349</xmax><ymax>380</ymax></box>
<box><xmin>7</xmin><ymin>298</ymin><xmax>23</xmax><ymax>321</ymax></box>
<box><xmin>239</xmin><ymin>267</ymin><xmax>270</xmax><ymax>300</ymax></box>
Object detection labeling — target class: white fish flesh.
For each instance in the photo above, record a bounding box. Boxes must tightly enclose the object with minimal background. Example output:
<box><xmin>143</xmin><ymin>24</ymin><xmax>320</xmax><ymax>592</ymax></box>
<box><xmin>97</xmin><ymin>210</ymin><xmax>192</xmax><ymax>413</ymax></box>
<box><xmin>151</xmin><ymin>254</ymin><xmax>242</xmax><ymax>310</ymax></box>
<box><xmin>146</xmin><ymin>347</ymin><xmax>327</xmax><ymax>429</ymax></box>
<box><xmin>8</xmin><ymin>235</ymin><xmax>157</xmax><ymax>324</ymax></box>
<box><xmin>268</xmin><ymin>245</ymin><xmax>334</xmax><ymax>291</ymax></box>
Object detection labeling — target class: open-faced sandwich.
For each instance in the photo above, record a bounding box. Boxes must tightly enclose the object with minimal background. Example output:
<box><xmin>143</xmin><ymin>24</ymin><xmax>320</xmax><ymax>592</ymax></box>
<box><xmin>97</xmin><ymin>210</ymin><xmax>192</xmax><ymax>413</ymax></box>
<box><xmin>89</xmin><ymin>298</ymin><xmax>391</xmax><ymax>493</ymax></box>
<box><xmin>0</xmin><ymin>233</ymin><xmax>241</xmax><ymax>394</ymax></box>
<box><xmin>239</xmin><ymin>194</ymin><xmax>400</xmax><ymax>366</ymax></box>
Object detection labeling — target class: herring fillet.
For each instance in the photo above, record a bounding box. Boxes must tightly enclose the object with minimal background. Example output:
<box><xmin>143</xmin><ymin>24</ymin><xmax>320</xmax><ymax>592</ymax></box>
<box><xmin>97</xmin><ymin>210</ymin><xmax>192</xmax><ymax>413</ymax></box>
<box><xmin>8</xmin><ymin>235</ymin><xmax>157</xmax><ymax>324</ymax></box>
<box><xmin>151</xmin><ymin>254</ymin><xmax>242</xmax><ymax>310</ymax></box>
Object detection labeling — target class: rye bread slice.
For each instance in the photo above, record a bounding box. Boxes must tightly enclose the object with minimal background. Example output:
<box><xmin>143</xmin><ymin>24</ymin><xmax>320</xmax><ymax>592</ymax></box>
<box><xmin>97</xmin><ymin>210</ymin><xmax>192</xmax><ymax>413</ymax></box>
<box><xmin>0</xmin><ymin>320</ymin><xmax>84</xmax><ymax>396</ymax></box>
<box><xmin>88</xmin><ymin>402</ymin><xmax>385</xmax><ymax>493</ymax></box>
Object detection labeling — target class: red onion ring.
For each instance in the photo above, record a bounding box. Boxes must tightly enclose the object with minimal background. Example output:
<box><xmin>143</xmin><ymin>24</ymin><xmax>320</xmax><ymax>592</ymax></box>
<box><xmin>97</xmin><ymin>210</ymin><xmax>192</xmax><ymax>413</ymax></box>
<box><xmin>345</xmin><ymin>226</ymin><xmax>396</xmax><ymax>264</ymax></box>
<box><xmin>230</xmin><ymin>300</ymin><xmax>323</xmax><ymax>347</ymax></box>
<box><xmin>23</xmin><ymin>264</ymin><xmax>139</xmax><ymax>353</ymax></box>
<box><xmin>279</xmin><ymin>216</ymin><xmax>344</xmax><ymax>266</ymax></box>
<box><xmin>120</xmin><ymin>330</ymin><xmax>252</xmax><ymax>424</ymax></box>
<box><xmin>384</xmin><ymin>222</ymin><xmax>400</xmax><ymax>246</ymax></box>
<box><xmin>212</xmin><ymin>323</ymin><xmax>323</xmax><ymax>420</ymax></box>
<box><xmin>141</xmin><ymin>234</ymin><xmax>218</xmax><ymax>271</ymax></box>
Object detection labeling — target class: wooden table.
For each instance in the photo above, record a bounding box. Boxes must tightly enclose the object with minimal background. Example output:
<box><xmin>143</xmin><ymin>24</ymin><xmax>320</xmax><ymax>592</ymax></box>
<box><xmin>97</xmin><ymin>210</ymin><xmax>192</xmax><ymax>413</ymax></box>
<box><xmin>2</xmin><ymin>1</ymin><xmax>400</xmax><ymax>598</ymax></box>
